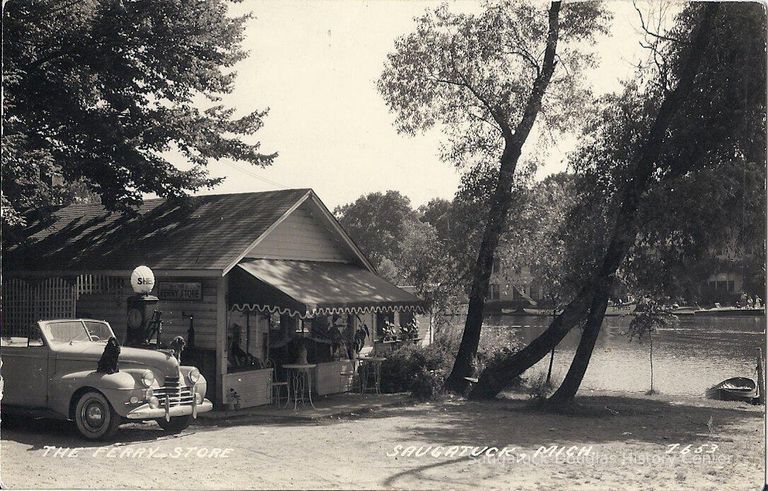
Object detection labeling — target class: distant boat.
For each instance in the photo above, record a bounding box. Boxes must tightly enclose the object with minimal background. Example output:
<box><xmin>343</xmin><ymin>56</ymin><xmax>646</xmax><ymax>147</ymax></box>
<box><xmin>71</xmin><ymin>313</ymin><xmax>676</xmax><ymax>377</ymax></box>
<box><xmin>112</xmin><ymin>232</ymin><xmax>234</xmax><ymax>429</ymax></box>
<box><xmin>710</xmin><ymin>377</ymin><xmax>757</xmax><ymax>401</ymax></box>
<box><xmin>513</xmin><ymin>304</ymin><xmax>636</xmax><ymax>316</ymax></box>
<box><xmin>604</xmin><ymin>303</ymin><xmax>636</xmax><ymax>317</ymax></box>
<box><xmin>696</xmin><ymin>306</ymin><xmax>765</xmax><ymax>317</ymax></box>
<box><xmin>522</xmin><ymin>308</ymin><xmax>563</xmax><ymax>316</ymax></box>
<box><xmin>500</xmin><ymin>307</ymin><xmax>526</xmax><ymax>315</ymax></box>
<box><xmin>669</xmin><ymin>305</ymin><xmax>699</xmax><ymax>316</ymax></box>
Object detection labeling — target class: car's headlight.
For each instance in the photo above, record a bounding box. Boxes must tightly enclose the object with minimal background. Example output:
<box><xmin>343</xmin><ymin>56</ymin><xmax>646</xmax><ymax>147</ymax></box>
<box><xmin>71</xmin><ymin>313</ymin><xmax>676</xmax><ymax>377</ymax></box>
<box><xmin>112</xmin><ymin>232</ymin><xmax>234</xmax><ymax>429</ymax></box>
<box><xmin>141</xmin><ymin>369</ymin><xmax>155</xmax><ymax>388</ymax></box>
<box><xmin>188</xmin><ymin>368</ymin><xmax>201</xmax><ymax>384</ymax></box>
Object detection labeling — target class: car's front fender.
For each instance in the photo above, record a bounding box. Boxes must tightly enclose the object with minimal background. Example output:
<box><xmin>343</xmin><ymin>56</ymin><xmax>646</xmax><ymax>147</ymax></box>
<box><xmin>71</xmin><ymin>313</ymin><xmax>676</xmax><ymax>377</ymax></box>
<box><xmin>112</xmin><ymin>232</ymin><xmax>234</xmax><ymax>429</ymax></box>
<box><xmin>179</xmin><ymin>366</ymin><xmax>208</xmax><ymax>398</ymax></box>
<box><xmin>50</xmin><ymin>371</ymin><xmax>140</xmax><ymax>419</ymax></box>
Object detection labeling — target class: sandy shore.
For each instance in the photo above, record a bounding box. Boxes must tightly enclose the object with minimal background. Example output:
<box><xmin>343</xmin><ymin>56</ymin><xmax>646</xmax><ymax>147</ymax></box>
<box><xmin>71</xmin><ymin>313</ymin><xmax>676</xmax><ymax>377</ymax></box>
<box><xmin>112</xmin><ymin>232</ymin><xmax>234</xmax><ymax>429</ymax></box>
<box><xmin>1</xmin><ymin>390</ymin><xmax>763</xmax><ymax>489</ymax></box>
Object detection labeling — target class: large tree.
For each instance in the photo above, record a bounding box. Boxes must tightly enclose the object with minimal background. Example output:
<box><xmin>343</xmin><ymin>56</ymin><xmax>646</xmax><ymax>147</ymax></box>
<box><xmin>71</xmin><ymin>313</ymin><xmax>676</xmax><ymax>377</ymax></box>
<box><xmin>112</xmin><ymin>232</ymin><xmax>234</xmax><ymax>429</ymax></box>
<box><xmin>625</xmin><ymin>160</ymin><xmax>766</xmax><ymax>303</ymax></box>
<box><xmin>378</xmin><ymin>0</ymin><xmax>611</xmax><ymax>393</ymax></box>
<box><xmin>2</xmin><ymin>0</ymin><xmax>275</xmax><ymax>226</ymax></box>
<box><xmin>334</xmin><ymin>190</ymin><xmax>418</xmax><ymax>272</ymax></box>
<box><xmin>472</xmin><ymin>2</ymin><xmax>765</xmax><ymax>401</ymax></box>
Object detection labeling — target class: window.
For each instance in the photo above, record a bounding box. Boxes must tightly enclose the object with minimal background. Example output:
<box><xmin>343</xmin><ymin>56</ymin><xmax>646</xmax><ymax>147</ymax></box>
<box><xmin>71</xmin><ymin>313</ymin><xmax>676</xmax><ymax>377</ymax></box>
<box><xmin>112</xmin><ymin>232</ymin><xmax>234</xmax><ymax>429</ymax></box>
<box><xmin>492</xmin><ymin>258</ymin><xmax>501</xmax><ymax>274</ymax></box>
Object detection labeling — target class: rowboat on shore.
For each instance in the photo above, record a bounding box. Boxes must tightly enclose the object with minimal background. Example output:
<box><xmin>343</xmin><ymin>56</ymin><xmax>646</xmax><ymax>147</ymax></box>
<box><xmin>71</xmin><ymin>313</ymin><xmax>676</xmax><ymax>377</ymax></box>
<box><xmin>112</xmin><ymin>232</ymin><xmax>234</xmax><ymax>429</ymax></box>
<box><xmin>709</xmin><ymin>377</ymin><xmax>757</xmax><ymax>402</ymax></box>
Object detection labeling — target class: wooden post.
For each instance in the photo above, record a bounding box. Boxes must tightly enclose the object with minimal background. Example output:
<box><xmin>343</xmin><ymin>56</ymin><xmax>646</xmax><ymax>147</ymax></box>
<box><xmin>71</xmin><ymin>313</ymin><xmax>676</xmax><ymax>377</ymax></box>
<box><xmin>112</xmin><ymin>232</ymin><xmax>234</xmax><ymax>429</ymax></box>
<box><xmin>546</xmin><ymin>310</ymin><xmax>557</xmax><ymax>385</ymax></box>
<box><xmin>546</xmin><ymin>348</ymin><xmax>555</xmax><ymax>385</ymax></box>
<box><xmin>758</xmin><ymin>348</ymin><xmax>765</xmax><ymax>405</ymax></box>
<box><xmin>216</xmin><ymin>275</ymin><xmax>228</xmax><ymax>406</ymax></box>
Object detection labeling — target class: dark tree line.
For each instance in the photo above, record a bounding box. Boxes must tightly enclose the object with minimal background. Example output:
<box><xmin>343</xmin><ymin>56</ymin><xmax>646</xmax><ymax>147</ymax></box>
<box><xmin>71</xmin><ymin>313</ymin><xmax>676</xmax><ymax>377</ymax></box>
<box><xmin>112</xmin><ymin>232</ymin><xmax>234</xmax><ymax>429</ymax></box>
<box><xmin>3</xmin><ymin>0</ymin><xmax>275</xmax><ymax>227</ymax></box>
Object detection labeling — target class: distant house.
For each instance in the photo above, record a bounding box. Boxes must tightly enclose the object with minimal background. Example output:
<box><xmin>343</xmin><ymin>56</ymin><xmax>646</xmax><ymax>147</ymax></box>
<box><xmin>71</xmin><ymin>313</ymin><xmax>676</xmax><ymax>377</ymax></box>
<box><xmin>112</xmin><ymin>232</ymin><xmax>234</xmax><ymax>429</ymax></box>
<box><xmin>3</xmin><ymin>189</ymin><xmax>424</xmax><ymax>406</ymax></box>
<box><xmin>485</xmin><ymin>257</ymin><xmax>539</xmax><ymax>312</ymax></box>
<box><xmin>699</xmin><ymin>235</ymin><xmax>763</xmax><ymax>304</ymax></box>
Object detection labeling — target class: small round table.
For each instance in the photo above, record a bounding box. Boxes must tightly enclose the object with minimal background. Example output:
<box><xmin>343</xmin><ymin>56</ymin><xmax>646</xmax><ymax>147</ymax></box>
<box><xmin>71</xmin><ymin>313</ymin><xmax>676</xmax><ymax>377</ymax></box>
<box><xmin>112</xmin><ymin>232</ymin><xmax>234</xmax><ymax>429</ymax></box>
<box><xmin>283</xmin><ymin>363</ymin><xmax>317</xmax><ymax>410</ymax></box>
<box><xmin>358</xmin><ymin>357</ymin><xmax>386</xmax><ymax>394</ymax></box>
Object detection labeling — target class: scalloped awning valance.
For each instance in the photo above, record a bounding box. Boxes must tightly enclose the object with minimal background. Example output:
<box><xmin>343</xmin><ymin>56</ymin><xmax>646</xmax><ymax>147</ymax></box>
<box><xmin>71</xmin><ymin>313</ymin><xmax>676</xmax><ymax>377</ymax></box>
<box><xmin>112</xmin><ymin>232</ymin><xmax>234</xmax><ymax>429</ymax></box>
<box><xmin>229</xmin><ymin>259</ymin><xmax>425</xmax><ymax>319</ymax></box>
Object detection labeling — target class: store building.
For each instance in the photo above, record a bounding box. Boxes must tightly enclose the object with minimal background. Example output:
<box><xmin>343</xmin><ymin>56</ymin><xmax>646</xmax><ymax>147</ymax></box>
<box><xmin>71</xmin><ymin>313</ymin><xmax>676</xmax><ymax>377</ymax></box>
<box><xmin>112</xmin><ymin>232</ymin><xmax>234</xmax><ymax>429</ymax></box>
<box><xmin>3</xmin><ymin>189</ymin><xmax>424</xmax><ymax>406</ymax></box>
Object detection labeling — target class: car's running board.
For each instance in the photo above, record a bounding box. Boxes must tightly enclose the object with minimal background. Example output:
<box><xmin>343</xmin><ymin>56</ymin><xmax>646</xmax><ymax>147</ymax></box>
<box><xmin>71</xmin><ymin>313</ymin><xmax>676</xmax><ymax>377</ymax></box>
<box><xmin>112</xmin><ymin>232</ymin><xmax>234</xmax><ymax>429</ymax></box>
<box><xmin>1</xmin><ymin>405</ymin><xmax>68</xmax><ymax>421</ymax></box>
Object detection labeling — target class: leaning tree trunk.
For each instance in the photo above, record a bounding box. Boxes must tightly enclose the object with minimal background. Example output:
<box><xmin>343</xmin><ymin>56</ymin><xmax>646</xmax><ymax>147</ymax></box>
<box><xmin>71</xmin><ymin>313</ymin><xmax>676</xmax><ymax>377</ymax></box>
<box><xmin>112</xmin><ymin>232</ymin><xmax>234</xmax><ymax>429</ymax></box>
<box><xmin>469</xmin><ymin>284</ymin><xmax>594</xmax><ymax>398</ymax></box>
<box><xmin>547</xmin><ymin>2</ymin><xmax>721</xmax><ymax>405</ymax></box>
<box><xmin>547</xmin><ymin>278</ymin><xmax>611</xmax><ymax>403</ymax></box>
<box><xmin>444</xmin><ymin>1</ymin><xmax>563</xmax><ymax>393</ymax></box>
<box><xmin>470</xmin><ymin>2</ymin><xmax>721</xmax><ymax>401</ymax></box>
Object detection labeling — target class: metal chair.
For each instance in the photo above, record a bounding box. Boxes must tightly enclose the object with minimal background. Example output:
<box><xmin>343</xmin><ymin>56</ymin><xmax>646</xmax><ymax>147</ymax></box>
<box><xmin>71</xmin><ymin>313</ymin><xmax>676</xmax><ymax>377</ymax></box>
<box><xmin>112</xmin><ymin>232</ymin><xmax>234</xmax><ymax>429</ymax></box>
<box><xmin>264</xmin><ymin>359</ymin><xmax>289</xmax><ymax>407</ymax></box>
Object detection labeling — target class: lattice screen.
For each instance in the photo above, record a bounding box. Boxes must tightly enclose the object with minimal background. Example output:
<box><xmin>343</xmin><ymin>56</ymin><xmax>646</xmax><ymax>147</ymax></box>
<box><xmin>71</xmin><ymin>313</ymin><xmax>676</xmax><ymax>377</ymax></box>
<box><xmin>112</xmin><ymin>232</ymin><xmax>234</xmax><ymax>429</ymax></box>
<box><xmin>2</xmin><ymin>275</ymin><xmax>126</xmax><ymax>337</ymax></box>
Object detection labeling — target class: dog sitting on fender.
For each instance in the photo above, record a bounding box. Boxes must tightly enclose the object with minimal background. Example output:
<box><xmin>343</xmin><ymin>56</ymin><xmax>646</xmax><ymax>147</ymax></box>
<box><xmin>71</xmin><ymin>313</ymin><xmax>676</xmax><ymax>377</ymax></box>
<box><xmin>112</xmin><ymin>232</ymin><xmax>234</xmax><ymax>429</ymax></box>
<box><xmin>97</xmin><ymin>337</ymin><xmax>121</xmax><ymax>374</ymax></box>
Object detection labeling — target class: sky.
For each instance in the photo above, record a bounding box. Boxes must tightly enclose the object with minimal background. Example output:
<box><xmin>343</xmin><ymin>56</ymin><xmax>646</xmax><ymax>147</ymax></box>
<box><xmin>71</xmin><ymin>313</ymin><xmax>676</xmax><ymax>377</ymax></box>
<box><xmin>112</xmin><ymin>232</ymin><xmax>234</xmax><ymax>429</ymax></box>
<box><xmin>184</xmin><ymin>0</ymin><xmax>665</xmax><ymax>211</ymax></box>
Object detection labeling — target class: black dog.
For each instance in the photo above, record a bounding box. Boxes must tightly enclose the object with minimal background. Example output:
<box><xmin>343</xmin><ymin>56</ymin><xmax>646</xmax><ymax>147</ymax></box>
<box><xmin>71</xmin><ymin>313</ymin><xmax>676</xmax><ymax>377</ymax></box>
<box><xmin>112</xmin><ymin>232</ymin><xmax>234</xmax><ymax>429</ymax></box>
<box><xmin>97</xmin><ymin>337</ymin><xmax>121</xmax><ymax>374</ymax></box>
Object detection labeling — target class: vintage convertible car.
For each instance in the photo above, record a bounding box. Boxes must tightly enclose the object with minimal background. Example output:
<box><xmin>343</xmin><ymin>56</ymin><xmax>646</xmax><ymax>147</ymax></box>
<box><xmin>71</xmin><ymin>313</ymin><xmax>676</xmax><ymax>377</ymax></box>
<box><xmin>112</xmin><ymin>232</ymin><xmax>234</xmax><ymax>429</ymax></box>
<box><xmin>1</xmin><ymin>319</ymin><xmax>213</xmax><ymax>439</ymax></box>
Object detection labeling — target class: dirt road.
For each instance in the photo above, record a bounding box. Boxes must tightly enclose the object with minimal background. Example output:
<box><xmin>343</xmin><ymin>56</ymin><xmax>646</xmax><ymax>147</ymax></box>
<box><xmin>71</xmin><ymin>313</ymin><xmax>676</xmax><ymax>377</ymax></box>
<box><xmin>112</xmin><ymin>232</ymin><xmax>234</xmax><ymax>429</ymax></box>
<box><xmin>1</xmin><ymin>391</ymin><xmax>762</xmax><ymax>489</ymax></box>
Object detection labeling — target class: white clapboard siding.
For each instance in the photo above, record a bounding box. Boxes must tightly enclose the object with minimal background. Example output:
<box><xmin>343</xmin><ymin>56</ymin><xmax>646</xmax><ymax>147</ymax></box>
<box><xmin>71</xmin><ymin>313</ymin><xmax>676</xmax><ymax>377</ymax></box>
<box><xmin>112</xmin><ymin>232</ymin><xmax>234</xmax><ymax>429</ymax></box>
<box><xmin>76</xmin><ymin>277</ymin><xmax>219</xmax><ymax>349</ymax></box>
<box><xmin>246</xmin><ymin>202</ymin><xmax>354</xmax><ymax>262</ymax></box>
<box><xmin>75</xmin><ymin>284</ymin><xmax>132</xmax><ymax>341</ymax></box>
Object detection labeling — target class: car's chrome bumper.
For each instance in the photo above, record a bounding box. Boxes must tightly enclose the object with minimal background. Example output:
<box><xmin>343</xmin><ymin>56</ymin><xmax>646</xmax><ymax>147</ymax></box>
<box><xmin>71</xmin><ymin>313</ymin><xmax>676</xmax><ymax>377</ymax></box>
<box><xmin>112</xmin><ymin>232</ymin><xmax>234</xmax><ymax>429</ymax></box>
<box><xmin>125</xmin><ymin>399</ymin><xmax>213</xmax><ymax>420</ymax></box>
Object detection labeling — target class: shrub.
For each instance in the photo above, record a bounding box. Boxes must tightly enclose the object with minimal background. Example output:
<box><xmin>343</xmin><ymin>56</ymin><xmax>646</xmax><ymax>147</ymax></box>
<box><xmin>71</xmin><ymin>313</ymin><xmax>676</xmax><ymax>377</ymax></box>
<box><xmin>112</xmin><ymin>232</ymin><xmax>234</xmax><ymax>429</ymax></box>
<box><xmin>410</xmin><ymin>368</ymin><xmax>445</xmax><ymax>401</ymax></box>
<box><xmin>526</xmin><ymin>370</ymin><xmax>557</xmax><ymax>400</ymax></box>
<box><xmin>379</xmin><ymin>323</ymin><xmax>525</xmax><ymax>399</ymax></box>
<box><xmin>380</xmin><ymin>343</ymin><xmax>453</xmax><ymax>397</ymax></box>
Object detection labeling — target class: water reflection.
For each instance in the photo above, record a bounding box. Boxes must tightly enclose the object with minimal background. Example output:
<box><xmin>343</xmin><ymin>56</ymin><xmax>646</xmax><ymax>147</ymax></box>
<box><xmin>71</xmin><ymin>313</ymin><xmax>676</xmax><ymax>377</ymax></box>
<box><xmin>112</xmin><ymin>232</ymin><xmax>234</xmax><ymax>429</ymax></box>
<box><xmin>478</xmin><ymin>315</ymin><xmax>766</xmax><ymax>397</ymax></box>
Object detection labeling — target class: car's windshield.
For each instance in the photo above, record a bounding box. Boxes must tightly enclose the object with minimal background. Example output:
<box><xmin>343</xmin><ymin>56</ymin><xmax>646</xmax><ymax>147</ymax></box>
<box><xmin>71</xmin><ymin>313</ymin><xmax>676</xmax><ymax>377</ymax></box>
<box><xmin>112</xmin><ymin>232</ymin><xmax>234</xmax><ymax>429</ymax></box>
<box><xmin>40</xmin><ymin>320</ymin><xmax>115</xmax><ymax>344</ymax></box>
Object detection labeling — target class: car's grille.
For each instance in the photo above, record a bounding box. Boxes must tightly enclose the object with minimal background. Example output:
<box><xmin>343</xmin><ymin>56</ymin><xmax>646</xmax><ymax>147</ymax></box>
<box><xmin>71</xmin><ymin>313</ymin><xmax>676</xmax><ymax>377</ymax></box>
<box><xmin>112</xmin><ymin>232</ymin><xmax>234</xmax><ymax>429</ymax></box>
<box><xmin>155</xmin><ymin>376</ymin><xmax>194</xmax><ymax>407</ymax></box>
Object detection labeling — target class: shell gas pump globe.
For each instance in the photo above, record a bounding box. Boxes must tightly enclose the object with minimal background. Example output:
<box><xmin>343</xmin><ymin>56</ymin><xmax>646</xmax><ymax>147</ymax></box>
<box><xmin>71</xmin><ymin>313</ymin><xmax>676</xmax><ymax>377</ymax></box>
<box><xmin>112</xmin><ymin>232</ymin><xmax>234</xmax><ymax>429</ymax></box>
<box><xmin>126</xmin><ymin>266</ymin><xmax>160</xmax><ymax>346</ymax></box>
<box><xmin>130</xmin><ymin>265</ymin><xmax>155</xmax><ymax>294</ymax></box>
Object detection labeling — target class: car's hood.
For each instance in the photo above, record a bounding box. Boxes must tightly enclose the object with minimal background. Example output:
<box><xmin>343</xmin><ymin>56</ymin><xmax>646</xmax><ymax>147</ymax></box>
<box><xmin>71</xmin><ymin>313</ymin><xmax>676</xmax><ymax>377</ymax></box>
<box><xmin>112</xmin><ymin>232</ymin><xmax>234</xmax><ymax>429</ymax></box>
<box><xmin>53</xmin><ymin>343</ymin><xmax>180</xmax><ymax>377</ymax></box>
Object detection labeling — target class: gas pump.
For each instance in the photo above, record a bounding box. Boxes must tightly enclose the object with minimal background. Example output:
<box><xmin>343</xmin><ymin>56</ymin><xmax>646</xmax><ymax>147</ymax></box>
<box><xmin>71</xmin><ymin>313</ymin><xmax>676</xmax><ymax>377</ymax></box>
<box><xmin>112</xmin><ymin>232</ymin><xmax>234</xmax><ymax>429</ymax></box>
<box><xmin>125</xmin><ymin>266</ymin><xmax>163</xmax><ymax>347</ymax></box>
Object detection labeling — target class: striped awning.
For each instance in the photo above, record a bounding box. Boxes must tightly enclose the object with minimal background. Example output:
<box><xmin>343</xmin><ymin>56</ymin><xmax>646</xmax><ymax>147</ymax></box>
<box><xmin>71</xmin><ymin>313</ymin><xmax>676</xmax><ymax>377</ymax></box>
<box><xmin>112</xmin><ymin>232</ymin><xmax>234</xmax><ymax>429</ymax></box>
<box><xmin>229</xmin><ymin>259</ymin><xmax>425</xmax><ymax>318</ymax></box>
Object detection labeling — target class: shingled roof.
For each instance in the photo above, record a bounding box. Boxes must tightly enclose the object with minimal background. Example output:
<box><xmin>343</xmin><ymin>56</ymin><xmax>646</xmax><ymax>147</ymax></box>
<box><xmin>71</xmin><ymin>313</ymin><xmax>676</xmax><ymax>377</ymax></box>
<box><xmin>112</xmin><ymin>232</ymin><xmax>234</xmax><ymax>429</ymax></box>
<box><xmin>4</xmin><ymin>189</ymin><xmax>319</xmax><ymax>273</ymax></box>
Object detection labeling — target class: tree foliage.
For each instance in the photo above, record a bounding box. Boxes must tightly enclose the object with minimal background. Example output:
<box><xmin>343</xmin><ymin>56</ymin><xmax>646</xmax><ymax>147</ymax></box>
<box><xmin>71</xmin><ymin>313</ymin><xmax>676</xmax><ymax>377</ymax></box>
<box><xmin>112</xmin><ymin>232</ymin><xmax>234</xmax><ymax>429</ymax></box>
<box><xmin>378</xmin><ymin>0</ymin><xmax>610</xmax><ymax>169</ymax></box>
<box><xmin>379</xmin><ymin>0</ymin><xmax>611</xmax><ymax>393</ymax></box>
<box><xmin>567</xmin><ymin>2</ymin><xmax>767</xmax><ymax>304</ymax></box>
<box><xmin>333</xmin><ymin>191</ymin><xmax>417</xmax><ymax>270</ymax></box>
<box><xmin>470</xmin><ymin>2</ymin><xmax>765</xmax><ymax>401</ymax></box>
<box><xmin>3</xmin><ymin>0</ymin><xmax>275</xmax><ymax>226</ymax></box>
<box><xmin>497</xmin><ymin>173</ymin><xmax>589</xmax><ymax>309</ymax></box>
<box><xmin>544</xmin><ymin>2</ymin><xmax>765</xmax><ymax>402</ymax></box>
<box><xmin>626</xmin><ymin>160</ymin><xmax>766</xmax><ymax>301</ymax></box>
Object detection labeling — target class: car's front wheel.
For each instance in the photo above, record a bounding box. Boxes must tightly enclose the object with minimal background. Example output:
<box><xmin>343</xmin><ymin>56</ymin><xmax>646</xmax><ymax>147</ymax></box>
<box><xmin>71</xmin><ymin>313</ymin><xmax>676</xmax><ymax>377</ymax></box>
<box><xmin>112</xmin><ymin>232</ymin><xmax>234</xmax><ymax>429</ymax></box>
<box><xmin>74</xmin><ymin>391</ymin><xmax>121</xmax><ymax>440</ymax></box>
<box><xmin>155</xmin><ymin>415</ymin><xmax>192</xmax><ymax>433</ymax></box>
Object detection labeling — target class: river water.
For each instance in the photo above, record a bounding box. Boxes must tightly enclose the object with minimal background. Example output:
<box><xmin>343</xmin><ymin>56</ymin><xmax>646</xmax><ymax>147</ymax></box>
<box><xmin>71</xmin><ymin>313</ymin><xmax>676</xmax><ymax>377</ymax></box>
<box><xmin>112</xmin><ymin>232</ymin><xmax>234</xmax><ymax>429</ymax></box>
<box><xmin>475</xmin><ymin>314</ymin><xmax>767</xmax><ymax>397</ymax></box>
